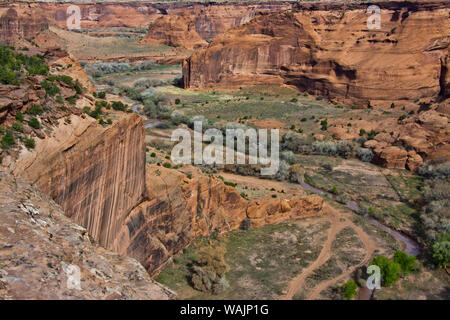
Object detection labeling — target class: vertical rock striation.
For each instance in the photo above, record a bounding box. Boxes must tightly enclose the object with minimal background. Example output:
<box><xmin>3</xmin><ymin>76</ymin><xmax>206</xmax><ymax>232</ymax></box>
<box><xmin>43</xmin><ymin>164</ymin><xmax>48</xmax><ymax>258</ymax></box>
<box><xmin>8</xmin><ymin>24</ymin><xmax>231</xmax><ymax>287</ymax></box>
<box><xmin>15</xmin><ymin>113</ymin><xmax>146</xmax><ymax>250</ymax></box>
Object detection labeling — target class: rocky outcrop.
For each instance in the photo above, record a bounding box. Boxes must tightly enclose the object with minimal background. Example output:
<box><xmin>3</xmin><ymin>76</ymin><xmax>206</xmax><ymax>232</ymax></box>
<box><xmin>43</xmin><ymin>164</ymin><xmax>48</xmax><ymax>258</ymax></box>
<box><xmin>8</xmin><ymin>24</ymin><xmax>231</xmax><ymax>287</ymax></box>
<box><xmin>0</xmin><ymin>170</ymin><xmax>174</xmax><ymax>300</ymax></box>
<box><xmin>0</xmin><ymin>8</ymin><xmax>48</xmax><ymax>44</ymax></box>
<box><xmin>183</xmin><ymin>1</ymin><xmax>450</xmax><ymax>107</ymax></box>
<box><xmin>12</xmin><ymin>113</ymin><xmax>146</xmax><ymax>250</ymax></box>
<box><xmin>140</xmin><ymin>14</ymin><xmax>207</xmax><ymax>50</ymax></box>
<box><xmin>113</xmin><ymin>165</ymin><xmax>324</xmax><ymax>275</ymax></box>
<box><xmin>0</xmin><ymin>2</ymin><xmax>293</xmax><ymax>39</ymax></box>
<box><xmin>360</xmin><ymin>109</ymin><xmax>449</xmax><ymax>170</ymax></box>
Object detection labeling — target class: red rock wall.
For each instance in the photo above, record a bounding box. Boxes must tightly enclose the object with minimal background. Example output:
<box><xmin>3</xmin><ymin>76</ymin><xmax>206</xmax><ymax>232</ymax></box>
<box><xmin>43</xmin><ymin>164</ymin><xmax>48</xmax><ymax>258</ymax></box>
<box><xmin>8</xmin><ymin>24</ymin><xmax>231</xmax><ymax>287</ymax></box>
<box><xmin>183</xmin><ymin>1</ymin><xmax>450</xmax><ymax>107</ymax></box>
<box><xmin>16</xmin><ymin>113</ymin><xmax>146</xmax><ymax>249</ymax></box>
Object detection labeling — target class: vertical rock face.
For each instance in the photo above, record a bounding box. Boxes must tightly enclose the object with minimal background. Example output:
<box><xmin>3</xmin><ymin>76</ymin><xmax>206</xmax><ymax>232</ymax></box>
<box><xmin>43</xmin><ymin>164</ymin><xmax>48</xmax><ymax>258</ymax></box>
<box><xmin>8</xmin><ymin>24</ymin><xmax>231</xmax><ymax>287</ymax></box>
<box><xmin>0</xmin><ymin>170</ymin><xmax>174</xmax><ymax>300</ymax></box>
<box><xmin>112</xmin><ymin>165</ymin><xmax>324</xmax><ymax>275</ymax></box>
<box><xmin>15</xmin><ymin>113</ymin><xmax>146</xmax><ymax>250</ymax></box>
<box><xmin>0</xmin><ymin>2</ymin><xmax>293</xmax><ymax>41</ymax></box>
<box><xmin>183</xmin><ymin>1</ymin><xmax>450</xmax><ymax>107</ymax></box>
<box><xmin>139</xmin><ymin>14</ymin><xmax>207</xmax><ymax>49</ymax></box>
<box><xmin>0</xmin><ymin>8</ymin><xmax>48</xmax><ymax>44</ymax></box>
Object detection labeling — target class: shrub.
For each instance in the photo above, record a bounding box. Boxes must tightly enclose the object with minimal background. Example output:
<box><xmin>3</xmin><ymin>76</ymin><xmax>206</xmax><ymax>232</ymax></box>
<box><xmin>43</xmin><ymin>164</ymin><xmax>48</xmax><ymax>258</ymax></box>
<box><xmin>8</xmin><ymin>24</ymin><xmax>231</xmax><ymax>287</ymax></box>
<box><xmin>15</xmin><ymin>111</ymin><xmax>24</xmax><ymax>122</ymax></box>
<box><xmin>97</xmin><ymin>91</ymin><xmax>106</xmax><ymax>99</ymax></box>
<box><xmin>150</xmin><ymin>152</ymin><xmax>156</xmax><ymax>157</ymax></box>
<box><xmin>111</xmin><ymin>101</ymin><xmax>128</xmax><ymax>112</ymax></box>
<box><xmin>370</xmin><ymin>255</ymin><xmax>400</xmax><ymax>287</ymax></box>
<box><xmin>393</xmin><ymin>250</ymin><xmax>417</xmax><ymax>275</ymax></box>
<box><xmin>28</xmin><ymin>104</ymin><xmax>43</xmax><ymax>115</ymax></box>
<box><xmin>320</xmin><ymin>119</ymin><xmax>328</xmax><ymax>131</ymax></box>
<box><xmin>56</xmin><ymin>95</ymin><xmax>63</xmax><ymax>104</ymax></box>
<box><xmin>41</xmin><ymin>80</ymin><xmax>60</xmax><ymax>97</ymax></box>
<box><xmin>336</xmin><ymin>140</ymin><xmax>353</xmax><ymax>158</ymax></box>
<box><xmin>367</xmin><ymin>130</ymin><xmax>379</xmax><ymax>140</ymax></box>
<box><xmin>342</xmin><ymin>280</ymin><xmax>358</xmax><ymax>300</ymax></box>
<box><xmin>357</xmin><ymin>148</ymin><xmax>374</xmax><ymax>162</ymax></box>
<box><xmin>432</xmin><ymin>233</ymin><xmax>450</xmax><ymax>268</ymax></box>
<box><xmin>66</xmin><ymin>96</ymin><xmax>76</xmax><ymax>105</ymax></box>
<box><xmin>162</xmin><ymin>162</ymin><xmax>172</xmax><ymax>168</ymax></box>
<box><xmin>28</xmin><ymin>117</ymin><xmax>40</xmax><ymax>129</ymax></box>
<box><xmin>280</xmin><ymin>150</ymin><xmax>296</xmax><ymax>165</ymax></box>
<box><xmin>175</xmin><ymin>98</ymin><xmax>181</xmax><ymax>104</ymax></box>
<box><xmin>196</xmin><ymin>246</ymin><xmax>230</xmax><ymax>277</ymax></box>
<box><xmin>12</xmin><ymin>121</ymin><xmax>23</xmax><ymax>133</ymax></box>
<box><xmin>24</xmin><ymin>136</ymin><xmax>35</xmax><ymax>149</ymax></box>
<box><xmin>1</xmin><ymin>130</ymin><xmax>14</xmax><ymax>149</ymax></box>
<box><xmin>332</xmin><ymin>185</ymin><xmax>338</xmax><ymax>195</ymax></box>
<box><xmin>313</xmin><ymin>141</ymin><xmax>337</xmax><ymax>156</ymax></box>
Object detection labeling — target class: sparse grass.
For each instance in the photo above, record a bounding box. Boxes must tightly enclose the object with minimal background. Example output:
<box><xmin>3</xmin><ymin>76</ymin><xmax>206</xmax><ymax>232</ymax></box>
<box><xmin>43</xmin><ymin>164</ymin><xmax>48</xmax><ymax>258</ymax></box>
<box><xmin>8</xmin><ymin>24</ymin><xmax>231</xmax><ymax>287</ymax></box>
<box><xmin>156</xmin><ymin>220</ymin><xmax>331</xmax><ymax>299</ymax></box>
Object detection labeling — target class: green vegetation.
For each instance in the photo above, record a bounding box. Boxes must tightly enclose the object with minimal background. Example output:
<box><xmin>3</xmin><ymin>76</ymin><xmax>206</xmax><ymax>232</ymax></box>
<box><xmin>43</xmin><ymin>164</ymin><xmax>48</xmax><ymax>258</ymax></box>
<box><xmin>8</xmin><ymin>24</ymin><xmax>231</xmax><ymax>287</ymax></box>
<box><xmin>28</xmin><ymin>104</ymin><xmax>43</xmax><ymax>115</ymax></box>
<box><xmin>24</xmin><ymin>137</ymin><xmax>35</xmax><ymax>149</ymax></box>
<box><xmin>28</xmin><ymin>117</ymin><xmax>40</xmax><ymax>129</ymax></box>
<box><xmin>12</xmin><ymin>121</ymin><xmax>23</xmax><ymax>133</ymax></box>
<box><xmin>41</xmin><ymin>80</ymin><xmax>60</xmax><ymax>97</ymax></box>
<box><xmin>0</xmin><ymin>44</ymin><xmax>48</xmax><ymax>85</ymax></box>
<box><xmin>431</xmin><ymin>233</ymin><xmax>450</xmax><ymax>268</ymax></box>
<box><xmin>15</xmin><ymin>111</ymin><xmax>24</xmax><ymax>122</ymax></box>
<box><xmin>342</xmin><ymin>280</ymin><xmax>358</xmax><ymax>300</ymax></box>
<box><xmin>393</xmin><ymin>250</ymin><xmax>418</xmax><ymax>276</ymax></box>
<box><xmin>370</xmin><ymin>255</ymin><xmax>400</xmax><ymax>286</ymax></box>
<box><xmin>1</xmin><ymin>130</ymin><xmax>14</xmax><ymax>149</ymax></box>
<box><xmin>370</xmin><ymin>251</ymin><xmax>417</xmax><ymax>287</ymax></box>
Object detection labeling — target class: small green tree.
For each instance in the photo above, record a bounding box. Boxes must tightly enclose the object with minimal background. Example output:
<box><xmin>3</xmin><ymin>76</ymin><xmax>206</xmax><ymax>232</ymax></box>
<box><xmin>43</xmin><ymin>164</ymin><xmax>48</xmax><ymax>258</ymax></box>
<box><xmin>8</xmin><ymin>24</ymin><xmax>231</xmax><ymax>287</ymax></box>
<box><xmin>432</xmin><ymin>233</ymin><xmax>450</xmax><ymax>268</ymax></box>
<box><xmin>12</xmin><ymin>121</ymin><xmax>23</xmax><ymax>133</ymax></box>
<box><xmin>393</xmin><ymin>250</ymin><xmax>417</xmax><ymax>275</ymax></box>
<box><xmin>342</xmin><ymin>280</ymin><xmax>358</xmax><ymax>300</ymax></box>
<box><xmin>15</xmin><ymin>111</ymin><xmax>24</xmax><ymax>122</ymax></box>
<box><xmin>28</xmin><ymin>117</ymin><xmax>40</xmax><ymax>129</ymax></box>
<box><xmin>370</xmin><ymin>255</ymin><xmax>400</xmax><ymax>287</ymax></box>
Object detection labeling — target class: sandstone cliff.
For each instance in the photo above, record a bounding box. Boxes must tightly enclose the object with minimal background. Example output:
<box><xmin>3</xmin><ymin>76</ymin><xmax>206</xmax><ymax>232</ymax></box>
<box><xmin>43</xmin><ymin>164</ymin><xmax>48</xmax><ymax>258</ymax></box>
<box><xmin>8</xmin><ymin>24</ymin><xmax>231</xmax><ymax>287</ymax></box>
<box><xmin>0</xmin><ymin>8</ymin><xmax>48</xmax><ymax>44</ymax></box>
<box><xmin>12</xmin><ymin>113</ymin><xmax>146</xmax><ymax>250</ymax></box>
<box><xmin>114</xmin><ymin>165</ymin><xmax>323</xmax><ymax>275</ymax></box>
<box><xmin>183</xmin><ymin>1</ymin><xmax>450</xmax><ymax>107</ymax></box>
<box><xmin>140</xmin><ymin>14</ymin><xmax>207</xmax><ymax>50</ymax></box>
<box><xmin>0</xmin><ymin>170</ymin><xmax>174</xmax><ymax>300</ymax></box>
<box><xmin>0</xmin><ymin>2</ymin><xmax>293</xmax><ymax>41</ymax></box>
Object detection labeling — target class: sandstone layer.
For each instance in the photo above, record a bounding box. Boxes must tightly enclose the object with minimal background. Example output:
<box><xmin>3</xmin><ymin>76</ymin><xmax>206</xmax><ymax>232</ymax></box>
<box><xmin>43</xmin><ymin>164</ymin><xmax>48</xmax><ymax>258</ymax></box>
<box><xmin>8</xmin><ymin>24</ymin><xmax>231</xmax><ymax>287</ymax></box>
<box><xmin>140</xmin><ymin>14</ymin><xmax>207</xmax><ymax>49</ymax></box>
<box><xmin>114</xmin><ymin>165</ymin><xmax>324</xmax><ymax>275</ymax></box>
<box><xmin>0</xmin><ymin>170</ymin><xmax>174</xmax><ymax>300</ymax></box>
<box><xmin>183</xmin><ymin>1</ymin><xmax>450</xmax><ymax>107</ymax></box>
<box><xmin>0</xmin><ymin>2</ymin><xmax>294</xmax><ymax>40</ymax></box>
<box><xmin>12</xmin><ymin>113</ymin><xmax>146</xmax><ymax>250</ymax></box>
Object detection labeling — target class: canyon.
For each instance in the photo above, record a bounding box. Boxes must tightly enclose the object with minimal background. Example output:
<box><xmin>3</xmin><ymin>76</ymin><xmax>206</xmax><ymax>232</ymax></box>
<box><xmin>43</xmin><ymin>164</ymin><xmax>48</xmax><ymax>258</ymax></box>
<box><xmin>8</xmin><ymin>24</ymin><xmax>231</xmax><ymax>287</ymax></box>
<box><xmin>183</xmin><ymin>1</ymin><xmax>450</xmax><ymax>108</ymax></box>
<box><xmin>0</xmin><ymin>1</ymin><xmax>448</xmax><ymax>300</ymax></box>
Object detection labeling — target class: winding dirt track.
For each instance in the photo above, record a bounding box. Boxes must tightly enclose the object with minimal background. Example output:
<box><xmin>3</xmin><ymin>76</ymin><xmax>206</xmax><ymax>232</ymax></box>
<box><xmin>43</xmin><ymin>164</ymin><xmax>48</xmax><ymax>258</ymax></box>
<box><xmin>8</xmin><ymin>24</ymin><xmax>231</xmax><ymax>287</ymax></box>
<box><xmin>280</xmin><ymin>204</ymin><xmax>377</xmax><ymax>300</ymax></box>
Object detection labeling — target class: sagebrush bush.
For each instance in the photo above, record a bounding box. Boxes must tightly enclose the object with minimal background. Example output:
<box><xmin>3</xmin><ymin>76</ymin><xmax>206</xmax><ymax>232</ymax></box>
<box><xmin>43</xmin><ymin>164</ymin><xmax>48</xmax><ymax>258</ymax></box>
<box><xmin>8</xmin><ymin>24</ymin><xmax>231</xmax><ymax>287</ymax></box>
<box><xmin>357</xmin><ymin>148</ymin><xmax>374</xmax><ymax>162</ymax></box>
<box><xmin>312</xmin><ymin>141</ymin><xmax>337</xmax><ymax>156</ymax></box>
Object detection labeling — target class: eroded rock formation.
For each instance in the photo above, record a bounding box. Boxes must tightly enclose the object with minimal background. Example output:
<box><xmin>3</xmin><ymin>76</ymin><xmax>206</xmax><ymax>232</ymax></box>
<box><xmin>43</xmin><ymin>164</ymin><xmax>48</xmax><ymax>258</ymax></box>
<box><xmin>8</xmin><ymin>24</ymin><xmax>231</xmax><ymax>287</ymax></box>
<box><xmin>0</xmin><ymin>170</ymin><xmax>174</xmax><ymax>300</ymax></box>
<box><xmin>0</xmin><ymin>8</ymin><xmax>48</xmax><ymax>44</ymax></box>
<box><xmin>13</xmin><ymin>113</ymin><xmax>146</xmax><ymax>250</ymax></box>
<box><xmin>140</xmin><ymin>14</ymin><xmax>207</xmax><ymax>50</ymax></box>
<box><xmin>0</xmin><ymin>2</ymin><xmax>294</xmax><ymax>40</ymax></box>
<box><xmin>183</xmin><ymin>1</ymin><xmax>450</xmax><ymax>107</ymax></box>
<box><xmin>114</xmin><ymin>165</ymin><xmax>323</xmax><ymax>275</ymax></box>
